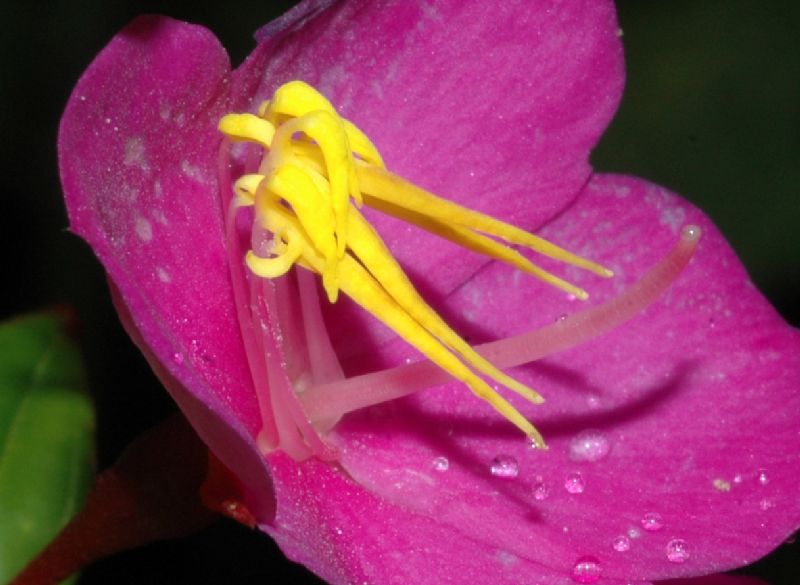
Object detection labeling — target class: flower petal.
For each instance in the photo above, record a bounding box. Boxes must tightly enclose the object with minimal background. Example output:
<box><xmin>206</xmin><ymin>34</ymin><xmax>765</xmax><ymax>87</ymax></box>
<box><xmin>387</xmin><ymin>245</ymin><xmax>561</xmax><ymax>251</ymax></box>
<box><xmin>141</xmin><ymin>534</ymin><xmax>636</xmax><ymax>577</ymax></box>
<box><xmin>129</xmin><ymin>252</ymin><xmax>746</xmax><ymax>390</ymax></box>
<box><xmin>661</xmin><ymin>575</ymin><xmax>768</xmax><ymax>585</ymax></box>
<box><xmin>58</xmin><ymin>16</ymin><xmax>272</xmax><ymax>516</ymax></box>
<box><xmin>263</xmin><ymin>452</ymin><xmax>650</xmax><ymax>585</ymax></box>
<box><xmin>330</xmin><ymin>174</ymin><xmax>800</xmax><ymax>581</ymax></box>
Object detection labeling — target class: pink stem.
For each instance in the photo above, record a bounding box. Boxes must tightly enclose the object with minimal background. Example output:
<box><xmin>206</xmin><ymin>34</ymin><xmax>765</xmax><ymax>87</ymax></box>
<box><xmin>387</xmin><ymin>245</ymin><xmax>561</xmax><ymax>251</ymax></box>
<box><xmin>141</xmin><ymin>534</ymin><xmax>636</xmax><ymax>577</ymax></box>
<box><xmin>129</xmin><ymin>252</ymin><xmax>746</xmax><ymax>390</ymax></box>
<box><xmin>300</xmin><ymin>225</ymin><xmax>701</xmax><ymax>422</ymax></box>
<box><xmin>218</xmin><ymin>140</ymin><xmax>279</xmax><ymax>448</ymax></box>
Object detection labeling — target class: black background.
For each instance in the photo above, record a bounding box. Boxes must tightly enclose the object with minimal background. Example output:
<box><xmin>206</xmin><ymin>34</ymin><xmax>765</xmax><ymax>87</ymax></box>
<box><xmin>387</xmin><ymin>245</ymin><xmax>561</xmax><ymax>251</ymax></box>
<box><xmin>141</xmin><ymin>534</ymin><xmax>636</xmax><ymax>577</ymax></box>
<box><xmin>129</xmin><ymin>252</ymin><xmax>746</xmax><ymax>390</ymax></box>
<box><xmin>0</xmin><ymin>1</ymin><xmax>797</xmax><ymax>583</ymax></box>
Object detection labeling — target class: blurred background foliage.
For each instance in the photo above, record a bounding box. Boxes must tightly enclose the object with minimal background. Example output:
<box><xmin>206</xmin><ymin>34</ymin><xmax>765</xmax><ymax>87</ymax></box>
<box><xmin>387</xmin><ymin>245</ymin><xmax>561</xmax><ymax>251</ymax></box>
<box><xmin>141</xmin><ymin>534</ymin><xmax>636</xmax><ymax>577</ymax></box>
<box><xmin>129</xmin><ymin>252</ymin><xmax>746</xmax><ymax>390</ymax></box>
<box><xmin>0</xmin><ymin>0</ymin><xmax>796</xmax><ymax>583</ymax></box>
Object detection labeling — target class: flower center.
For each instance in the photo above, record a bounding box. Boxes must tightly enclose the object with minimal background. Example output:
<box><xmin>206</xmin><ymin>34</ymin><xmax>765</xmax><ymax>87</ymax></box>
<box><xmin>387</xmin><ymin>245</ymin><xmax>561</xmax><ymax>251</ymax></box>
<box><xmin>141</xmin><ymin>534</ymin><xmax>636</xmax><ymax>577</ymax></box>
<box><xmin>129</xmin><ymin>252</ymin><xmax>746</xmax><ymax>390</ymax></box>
<box><xmin>218</xmin><ymin>81</ymin><xmax>696</xmax><ymax>461</ymax></box>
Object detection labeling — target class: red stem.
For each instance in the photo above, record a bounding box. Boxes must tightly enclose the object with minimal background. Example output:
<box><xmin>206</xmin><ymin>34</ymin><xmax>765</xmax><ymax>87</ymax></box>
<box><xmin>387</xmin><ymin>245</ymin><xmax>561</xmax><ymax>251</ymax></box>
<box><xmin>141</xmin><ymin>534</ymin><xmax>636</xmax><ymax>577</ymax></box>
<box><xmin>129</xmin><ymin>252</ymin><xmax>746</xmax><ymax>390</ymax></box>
<box><xmin>10</xmin><ymin>415</ymin><xmax>220</xmax><ymax>585</ymax></box>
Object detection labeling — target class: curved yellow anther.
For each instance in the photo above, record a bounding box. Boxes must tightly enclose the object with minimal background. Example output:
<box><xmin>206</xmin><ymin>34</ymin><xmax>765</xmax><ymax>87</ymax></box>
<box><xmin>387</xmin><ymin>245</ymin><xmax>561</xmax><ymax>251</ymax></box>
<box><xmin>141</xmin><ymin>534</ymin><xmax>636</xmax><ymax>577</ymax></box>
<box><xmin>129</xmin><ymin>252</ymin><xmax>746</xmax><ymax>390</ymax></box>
<box><xmin>266</xmin><ymin>164</ymin><xmax>340</xmax><ymax>302</ymax></box>
<box><xmin>263</xmin><ymin>80</ymin><xmax>337</xmax><ymax>122</ymax></box>
<box><xmin>264</xmin><ymin>80</ymin><xmax>384</xmax><ymax>169</ymax></box>
<box><xmin>219</xmin><ymin>113</ymin><xmax>275</xmax><ymax>147</ymax></box>
<box><xmin>272</xmin><ymin>110</ymin><xmax>359</xmax><ymax>258</ymax></box>
<box><xmin>233</xmin><ymin>173</ymin><xmax>265</xmax><ymax>207</ymax></box>
<box><xmin>245</xmin><ymin>229</ymin><xmax>303</xmax><ymax>278</ymax></box>
<box><xmin>341</xmin><ymin>119</ymin><xmax>384</xmax><ymax>168</ymax></box>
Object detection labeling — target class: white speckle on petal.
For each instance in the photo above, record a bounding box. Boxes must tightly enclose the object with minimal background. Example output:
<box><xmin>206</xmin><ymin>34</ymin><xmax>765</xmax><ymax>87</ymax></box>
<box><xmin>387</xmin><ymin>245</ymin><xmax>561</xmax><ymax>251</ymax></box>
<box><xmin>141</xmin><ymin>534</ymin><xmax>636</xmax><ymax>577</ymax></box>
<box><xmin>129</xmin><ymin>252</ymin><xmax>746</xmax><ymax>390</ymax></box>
<box><xmin>152</xmin><ymin>209</ymin><xmax>169</xmax><ymax>226</ymax></box>
<box><xmin>159</xmin><ymin>103</ymin><xmax>170</xmax><ymax>120</ymax></box>
<box><xmin>494</xmin><ymin>550</ymin><xmax>518</xmax><ymax>567</ymax></box>
<box><xmin>135</xmin><ymin>216</ymin><xmax>153</xmax><ymax>242</ymax></box>
<box><xmin>123</xmin><ymin>136</ymin><xmax>149</xmax><ymax>171</ymax></box>
<box><xmin>181</xmin><ymin>160</ymin><xmax>205</xmax><ymax>182</ymax></box>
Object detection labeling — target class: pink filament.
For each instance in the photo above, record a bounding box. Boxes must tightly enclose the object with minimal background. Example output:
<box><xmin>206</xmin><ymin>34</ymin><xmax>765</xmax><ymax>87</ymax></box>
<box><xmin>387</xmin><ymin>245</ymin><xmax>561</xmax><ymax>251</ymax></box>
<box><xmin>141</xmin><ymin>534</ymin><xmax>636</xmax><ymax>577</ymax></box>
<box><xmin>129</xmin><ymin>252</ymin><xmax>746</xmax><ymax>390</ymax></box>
<box><xmin>219</xmin><ymin>141</ymin><xmax>279</xmax><ymax>449</ymax></box>
<box><xmin>300</xmin><ymin>225</ymin><xmax>702</xmax><ymax>423</ymax></box>
<box><xmin>221</xmin><ymin>140</ymin><xmax>337</xmax><ymax>460</ymax></box>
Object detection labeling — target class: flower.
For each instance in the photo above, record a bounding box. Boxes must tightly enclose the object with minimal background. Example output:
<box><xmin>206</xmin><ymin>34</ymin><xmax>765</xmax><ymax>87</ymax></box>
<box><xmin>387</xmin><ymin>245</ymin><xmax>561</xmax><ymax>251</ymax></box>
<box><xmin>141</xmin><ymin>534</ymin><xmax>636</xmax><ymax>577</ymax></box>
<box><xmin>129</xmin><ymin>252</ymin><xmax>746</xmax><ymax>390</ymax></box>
<box><xmin>59</xmin><ymin>1</ymin><xmax>800</xmax><ymax>584</ymax></box>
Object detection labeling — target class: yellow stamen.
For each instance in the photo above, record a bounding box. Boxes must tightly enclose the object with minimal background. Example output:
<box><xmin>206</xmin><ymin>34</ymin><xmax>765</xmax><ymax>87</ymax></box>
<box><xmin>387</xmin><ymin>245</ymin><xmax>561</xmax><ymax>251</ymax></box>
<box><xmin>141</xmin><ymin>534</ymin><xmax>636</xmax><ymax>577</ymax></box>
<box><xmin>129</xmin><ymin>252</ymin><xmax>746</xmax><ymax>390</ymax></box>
<box><xmin>219</xmin><ymin>113</ymin><xmax>275</xmax><ymax>147</ymax></box>
<box><xmin>219</xmin><ymin>81</ymin><xmax>614</xmax><ymax>448</ymax></box>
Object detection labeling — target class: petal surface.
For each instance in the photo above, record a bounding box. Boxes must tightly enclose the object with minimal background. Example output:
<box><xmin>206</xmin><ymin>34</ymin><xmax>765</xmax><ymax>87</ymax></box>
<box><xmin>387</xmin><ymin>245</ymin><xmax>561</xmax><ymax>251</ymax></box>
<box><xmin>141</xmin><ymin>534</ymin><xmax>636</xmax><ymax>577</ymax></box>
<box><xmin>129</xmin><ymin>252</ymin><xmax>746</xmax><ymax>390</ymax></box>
<box><xmin>330</xmin><ymin>174</ymin><xmax>800</xmax><ymax>581</ymax></box>
<box><xmin>262</xmin><ymin>452</ymin><xmax>651</xmax><ymax>585</ymax></box>
<box><xmin>661</xmin><ymin>574</ymin><xmax>769</xmax><ymax>585</ymax></box>
<box><xmin>58</xmin><ymin>16</ymin><xmax>273</xmax><ymax>516</ymax></box>
<box><xmin>232</xmin><ymin>0</ymin><xmax>625</xmax><ymax>356</ymax></box>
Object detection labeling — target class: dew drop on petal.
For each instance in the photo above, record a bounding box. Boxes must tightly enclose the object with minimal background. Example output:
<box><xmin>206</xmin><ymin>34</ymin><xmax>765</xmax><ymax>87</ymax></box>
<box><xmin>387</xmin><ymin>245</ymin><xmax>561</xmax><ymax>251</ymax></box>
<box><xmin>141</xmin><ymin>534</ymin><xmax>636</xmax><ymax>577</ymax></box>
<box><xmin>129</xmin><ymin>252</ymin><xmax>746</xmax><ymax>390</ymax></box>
<box><xmin>627</xmin><ymin>527</ymin><xmax>641</xmax><ymax>539</ymax></box>
<box><xmin>171</xmin><ymin>352</ymin><xmax>184</xmax><ymax>365</ymax></box>
<box><xmin>571</xmin><ymin>556</ymin><xmax>602</xmax><ymax>584</ymax></box>
<box><xmin>759</xmin><ymin>498</ymin><xmax>775</xmax><ymax>511</ymax></box>
<box><xmin>569</xmin><ymin>430</ymin><xmax>611</xmax><ymax>462</ymax></box>
<box><xmin>758</xmin><ymin>469</ymin><xmax>769</xmax><ymax>486</ymax></box>
<box><xmin>733</xmin><ymin>473</ymin><xmax>744</xmax><ymax>485</ymax></box>
<box><xmin>556</xmin><ymin>313</ymin><xmax>568</xmax><ymax>323</ymax></box>
<box><xmin>490</xmin><ymin>455</ymin><xmax>519</xmax><ymax>479</ymax></box>
<box><xmin>532</xmin><ymin>476</ymin><xmax>549</xmax><ymax>501</ymax></box>
<box><xmin>641</xmin><ymin>512</ymin><xmax>664</xmax><ymax>532</ymax></box>
<box><xmin>564</xmin><ymin>473</ymin><xmax>585</xmax><ymax>494</ymax></box>
<box><xmin>432</xmin><ymin>456</ymin><xmax>449</xmax><ymax>472</ymax></box>
<box><xmin>612</xmin><ymin>535</ymin><xmax>631</xmax><ymax>552</ymax></box>
<box><xmin>666</xmin><ymin>538</ymin><xmax>690</xmax><ymax>563</ymax></box>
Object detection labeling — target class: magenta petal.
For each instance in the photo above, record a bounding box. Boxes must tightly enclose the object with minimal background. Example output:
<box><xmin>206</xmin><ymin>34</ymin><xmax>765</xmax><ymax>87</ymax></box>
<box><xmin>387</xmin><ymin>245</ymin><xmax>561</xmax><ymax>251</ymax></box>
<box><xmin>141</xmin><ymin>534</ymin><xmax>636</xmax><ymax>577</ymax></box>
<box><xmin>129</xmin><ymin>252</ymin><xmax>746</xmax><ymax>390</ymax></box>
<box><xmin>660</xmin><ymin>575</ymin><xmax>769</xmax><ymax>585</ymax></box>
<box><xmin>330</xmin><ymin>174</ymin><xmax>800</xmax><ymax>581</ymax></box>
<box><xmin>58</xmin><ymin>16</ymin><xmax>273</xmax><ymax>514</ymax></box>
<box><xmin>263</xmin><ymin>452</ymin><xmax>650</xmax><ymax>585</ymax></box>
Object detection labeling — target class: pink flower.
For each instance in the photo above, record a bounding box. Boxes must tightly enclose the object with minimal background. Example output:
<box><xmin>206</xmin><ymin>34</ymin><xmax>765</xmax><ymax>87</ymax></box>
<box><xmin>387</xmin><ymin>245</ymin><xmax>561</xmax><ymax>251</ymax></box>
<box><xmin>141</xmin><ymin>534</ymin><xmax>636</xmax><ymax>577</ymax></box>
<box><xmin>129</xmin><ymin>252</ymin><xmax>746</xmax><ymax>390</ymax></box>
<box><xmin>59</xmin><ymin>1</ymin><xmax>800</xmax><ymax>584</ymax></box>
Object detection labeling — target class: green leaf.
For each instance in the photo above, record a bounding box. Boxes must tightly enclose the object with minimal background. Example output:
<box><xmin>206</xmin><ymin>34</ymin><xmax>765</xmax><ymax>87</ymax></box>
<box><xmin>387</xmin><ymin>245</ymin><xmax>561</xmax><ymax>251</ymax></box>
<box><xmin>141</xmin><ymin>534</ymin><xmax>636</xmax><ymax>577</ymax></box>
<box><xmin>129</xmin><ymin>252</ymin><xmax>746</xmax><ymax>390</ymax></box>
<box><xmin>0</xmin><ymin>311</ymin><xmax>95</xmax><ymax>584</ymax></box>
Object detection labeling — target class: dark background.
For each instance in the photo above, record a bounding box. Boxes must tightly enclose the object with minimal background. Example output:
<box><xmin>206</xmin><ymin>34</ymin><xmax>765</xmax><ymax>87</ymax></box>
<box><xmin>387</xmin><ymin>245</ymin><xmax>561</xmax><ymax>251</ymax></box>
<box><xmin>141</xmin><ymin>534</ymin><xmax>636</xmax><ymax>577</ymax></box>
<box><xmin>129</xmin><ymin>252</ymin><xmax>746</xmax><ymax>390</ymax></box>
<box><xmin>0</xmin><ymin>1</ymin><xmax>797</xmax><ymax>583</ymax></box>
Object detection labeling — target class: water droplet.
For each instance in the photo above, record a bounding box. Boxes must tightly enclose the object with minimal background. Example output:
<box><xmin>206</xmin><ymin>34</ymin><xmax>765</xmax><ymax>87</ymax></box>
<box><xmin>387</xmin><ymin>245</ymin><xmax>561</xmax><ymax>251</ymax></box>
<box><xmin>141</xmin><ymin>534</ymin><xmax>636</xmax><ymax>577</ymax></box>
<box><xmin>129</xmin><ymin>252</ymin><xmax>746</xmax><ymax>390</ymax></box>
<box><xmin>569</xmin><ymin>430</ymin><xmax>611</xmax><ymax>462</ymax></box>
<box><xmin>733</xmin><ymin>473</ymin><xmax>744</xmax><ymax>484</ymax></box>
<box><xmin>627</xmin><ymin>527</ymin><xmax>641</xmax><ymax>539</ymax></box>
<box><xmin>641</xmin><ymin>512</ymin><xmax>664</xmax><ymax>532</ymax></box>
<box><xmin>564</xmin><ymin>472</ymin><xmax>585</xmax><ymax>494</ymax></box>
<box><xmin>612</xmin><ymin>535</ymin><xmax>631</xmax><ymax>552</ymax></box>
<box><xmin>432</xmin><ymin>456</ymin><xmax>449</xmax><ymax>472</ymax></box>
<box><xmin>532</xmin><ymin>477</ymin><xmax>549</xmax><ymax>501</ymax></box>
<box><xmin>556</xmin><ymin>313</ymin><xmax>568</xmax><ymax>323</ymax></box>
<box><xmin>171</xmin><ymin>352</ymin><xmax>184</xmax><ymax>365</ymax></box>
<box><xmin>586</xmin><ymin>395</ymin><xmax>601</xmax><ymax>410</ymax></box>
<box><xmin>571</xmin><ymin>556</ymin><xmax>602</xmax><ymax>583</ymax></box>
<box><xmin>758</xmin><ymin>469</ymin><xmax>769</xmax><ymax>486</ymax></box>
<box><xmin>666</xmin><ymin>538</ymin><xmax>690</xmax><ymax>563</ymax></box>
<box><xmin>490</xmin><ymin>455</ymin><xmax>519</xmax><ymax>479</ymax></box>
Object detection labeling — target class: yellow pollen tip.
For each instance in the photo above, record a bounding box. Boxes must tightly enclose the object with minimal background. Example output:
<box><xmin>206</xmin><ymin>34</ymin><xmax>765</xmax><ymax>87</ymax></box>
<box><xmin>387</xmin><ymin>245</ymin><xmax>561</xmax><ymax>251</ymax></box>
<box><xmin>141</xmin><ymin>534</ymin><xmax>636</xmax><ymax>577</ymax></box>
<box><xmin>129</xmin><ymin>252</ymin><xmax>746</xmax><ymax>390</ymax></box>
<box><xmin>219</xmin><ymin>80</ymin><xmax>613</xmax><ymax>444</ymax></box>
<box><xmin>219</xmin><ymin>113</ymin><xmax>275</xmax><ymax>147</ymax></box>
